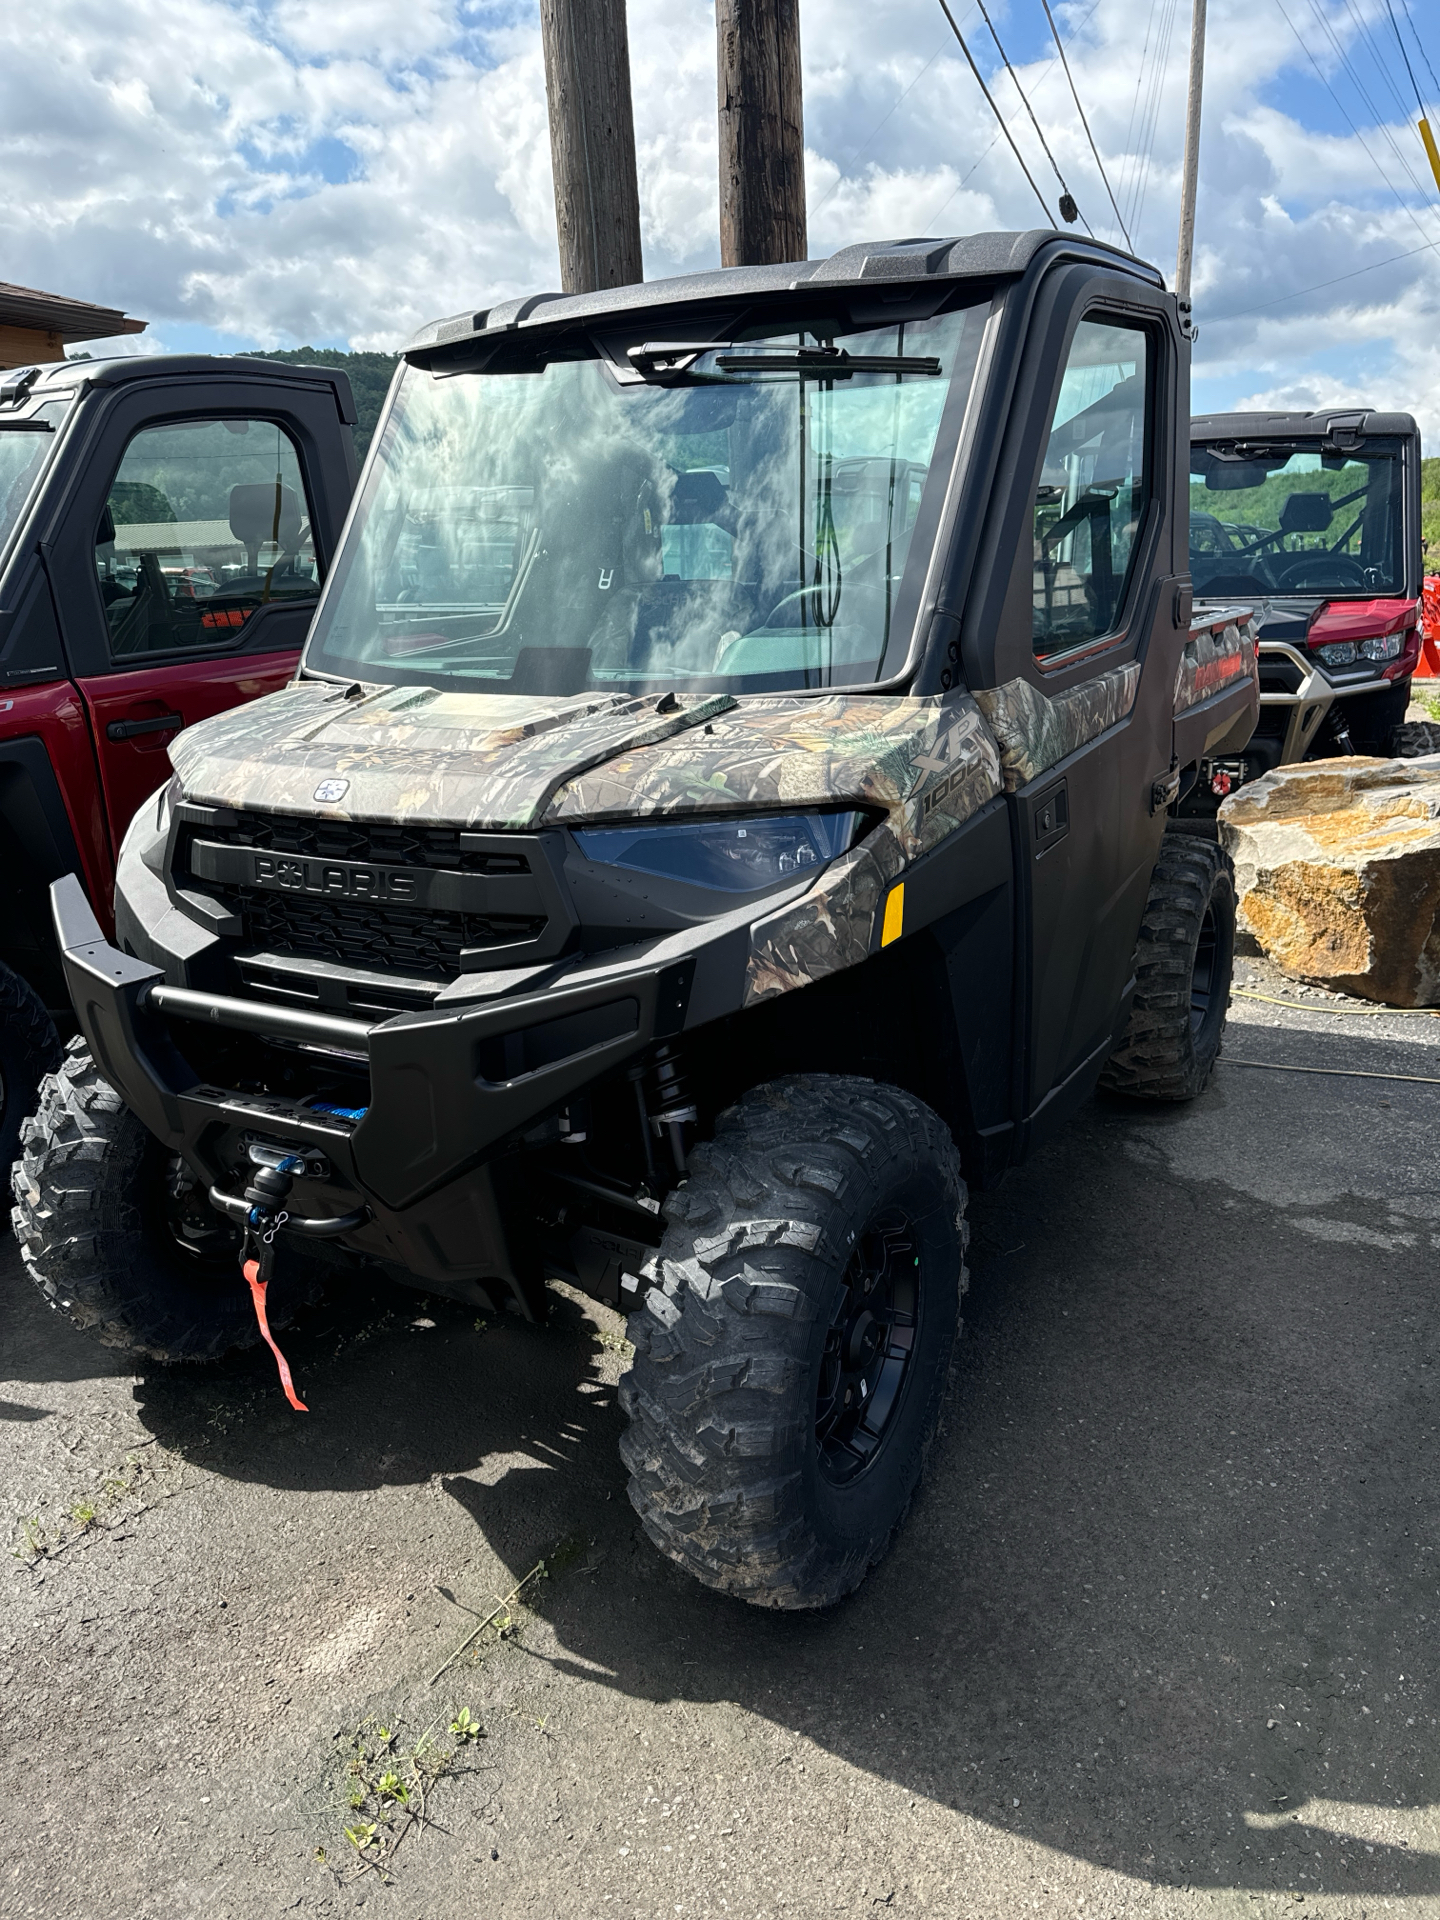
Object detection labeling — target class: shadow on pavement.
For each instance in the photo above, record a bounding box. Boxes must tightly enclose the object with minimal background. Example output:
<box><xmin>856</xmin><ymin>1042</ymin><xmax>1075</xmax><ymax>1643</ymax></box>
<box><xmin>8</xmin><ymin>1014</ymin><xmax>1436</xmax><ymax>1902</ymax></box>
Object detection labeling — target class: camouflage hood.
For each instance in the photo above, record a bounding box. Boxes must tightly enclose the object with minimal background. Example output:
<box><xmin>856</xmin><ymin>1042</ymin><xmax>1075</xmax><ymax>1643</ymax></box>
<box><xmin>168</xmin><ymin>680</ymin><xmax>740</xmax><ymax>830</ymax></box>
<box><xmin>167</xmin><ymin>677</ymin><xmax>1004</xmax><ymax>839</ymax></box>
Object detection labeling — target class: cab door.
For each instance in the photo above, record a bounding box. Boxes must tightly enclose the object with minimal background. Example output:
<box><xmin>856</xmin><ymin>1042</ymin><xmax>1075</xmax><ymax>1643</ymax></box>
<box><xmin>42</xmin><ymin>379</ymin><xmax>355</xmax><ymax>850</ymax></box>
<box><xmin>966</xmin><ymin>287</ymin><xmax>1189</xmax><ymax>1150</ymax></box>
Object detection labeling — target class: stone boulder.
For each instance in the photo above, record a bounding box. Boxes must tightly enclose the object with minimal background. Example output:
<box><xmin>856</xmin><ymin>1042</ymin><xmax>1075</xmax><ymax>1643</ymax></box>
<box><xmin>1218</xmin><ymin>756</ymin><xmax>1440</xmax><ymax>1006</ymax></box>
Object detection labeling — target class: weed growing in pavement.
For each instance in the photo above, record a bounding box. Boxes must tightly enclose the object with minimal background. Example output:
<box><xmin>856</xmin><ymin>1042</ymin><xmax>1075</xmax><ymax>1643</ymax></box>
<box><xmin>594</xmin><ymin>1324</ymin><xmax>633</xmax><ymax>1358</ymax></box>
<box><xmin>11</xmin><ymin>1447</ymin><xmax>160</xmax><ymax>1562</ymax></box>
<box><xmin>1419</xmin><ymin>687</ymin><xmax>1440</xmax><ymax>724</ymax></box>
<box><xmin>323</xmin><ymin>1709</ymin><xmax>490</xmax><ymax>1883</ymax></box>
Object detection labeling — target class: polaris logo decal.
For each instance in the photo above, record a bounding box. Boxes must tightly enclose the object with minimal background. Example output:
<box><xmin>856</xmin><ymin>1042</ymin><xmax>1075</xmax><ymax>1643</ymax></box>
<box><xmin>313</xmin><ymin>778</ymin><xmax>349</xmax><ymax>803</ymax></box>
<box><xmin>250</xmin><ymin>854</ymin><xmax>416</xmax><ymax>901</ymax></box>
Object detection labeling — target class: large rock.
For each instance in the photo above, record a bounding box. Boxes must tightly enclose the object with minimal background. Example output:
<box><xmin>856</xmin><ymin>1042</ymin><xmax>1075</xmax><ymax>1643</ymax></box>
<box><xmin>1218</xmin><ymin>756</ymin><xmax>1440</xmax><ymax>1005</ymax></box>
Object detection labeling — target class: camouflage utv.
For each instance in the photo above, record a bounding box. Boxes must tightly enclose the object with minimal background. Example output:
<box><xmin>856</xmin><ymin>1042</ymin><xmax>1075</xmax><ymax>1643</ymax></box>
<box><xmin>14</xmin><ymin>231</ymin><xmax>1259</xmax><ymax>1608</ymax></box>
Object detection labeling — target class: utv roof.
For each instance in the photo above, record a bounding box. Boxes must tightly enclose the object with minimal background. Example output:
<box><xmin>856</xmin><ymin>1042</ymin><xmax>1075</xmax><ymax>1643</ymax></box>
<box><xmin>15</xmin><ymin>353</ymin><xmax>357</xmax><ymax>422</ymax></box>
<box><xmin>405</xmin><ymin>229</ymin><xmax>1162</xmax><ymax>358</ymax></box>
<box><xmin>1191</xmin><ymin>406</ymin><xmax>1418</xmax><ymax>440</ymax></box>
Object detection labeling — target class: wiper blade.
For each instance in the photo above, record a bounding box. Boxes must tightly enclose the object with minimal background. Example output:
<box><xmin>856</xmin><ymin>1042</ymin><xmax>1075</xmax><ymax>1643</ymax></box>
<box><xmin>627</xmin><ymin>341</ymin><xmax>941</xmax><ymax>383</ymax></box>
<box><xmin>715</xmin><ymin>347</ymin><xmax>941</xmax><ymax>376</ymax></box>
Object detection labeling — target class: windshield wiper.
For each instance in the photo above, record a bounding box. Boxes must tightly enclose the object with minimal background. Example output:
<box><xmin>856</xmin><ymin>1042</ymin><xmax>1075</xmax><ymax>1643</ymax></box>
<box><xmin>627</xmin><ymin>341</ymin><xmax>941</xmax><ymax>383</ymax></box>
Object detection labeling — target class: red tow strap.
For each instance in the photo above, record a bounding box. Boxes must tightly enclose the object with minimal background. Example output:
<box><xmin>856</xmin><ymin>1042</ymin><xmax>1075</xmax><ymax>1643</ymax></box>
<box><xmin>242</xmin><ymin>1257</ymin><xmax>309</xmax><ymax>1412</ymax></box>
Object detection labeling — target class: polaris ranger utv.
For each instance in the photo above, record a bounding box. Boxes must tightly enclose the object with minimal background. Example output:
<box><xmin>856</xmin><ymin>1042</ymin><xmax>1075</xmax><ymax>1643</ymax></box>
<box><xmin>1183</xmin><ymin>406</ymin><xmax>1424</xmax><ymax>817</ymax></box>
<box><xmin>14</xmin><ymin>231</ymin><xmax>1259</xmax><ymax>1608</ymax></box>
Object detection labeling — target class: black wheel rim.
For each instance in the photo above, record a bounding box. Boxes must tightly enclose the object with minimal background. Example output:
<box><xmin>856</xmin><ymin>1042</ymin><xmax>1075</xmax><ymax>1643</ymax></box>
<box><xmin>815</xmin><ymin>1209</ymin><xmax>921</xmax><ymax>1485</ymax></box>
<box><xmin>1190</xmin><ymin>901</ymin><xmax>1219</xmax><ymax>1036</ymax></box>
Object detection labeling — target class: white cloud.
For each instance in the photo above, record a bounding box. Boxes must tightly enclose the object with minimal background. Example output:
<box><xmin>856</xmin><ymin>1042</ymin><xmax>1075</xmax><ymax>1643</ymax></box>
<box><xmin>3</xmin><ymin>0</ymin><xmax>1440</xmax><ymax>433</ymax></box>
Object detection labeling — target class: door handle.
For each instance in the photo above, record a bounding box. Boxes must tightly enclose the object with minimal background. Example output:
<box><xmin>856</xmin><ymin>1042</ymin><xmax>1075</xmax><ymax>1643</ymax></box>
<box><xmin>106</xmin><ymin>713</ymin><xmax>183</xmax><ymax>741</ymax></box>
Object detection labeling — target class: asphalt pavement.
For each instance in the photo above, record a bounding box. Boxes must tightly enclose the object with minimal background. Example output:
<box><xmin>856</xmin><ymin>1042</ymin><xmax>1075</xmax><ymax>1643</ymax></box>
<box><xmin>3</xmin><ymin>951</ymin><xmax>1437</xmax><ymax>1919</ymax></box>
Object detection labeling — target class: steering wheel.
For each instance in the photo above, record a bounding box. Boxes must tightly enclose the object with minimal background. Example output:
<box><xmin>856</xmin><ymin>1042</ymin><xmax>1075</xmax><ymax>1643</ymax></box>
<box><xmin>1275</xmin><ymin>553</ymin><xmax>1367</xmax><ymax>591</ymax></box>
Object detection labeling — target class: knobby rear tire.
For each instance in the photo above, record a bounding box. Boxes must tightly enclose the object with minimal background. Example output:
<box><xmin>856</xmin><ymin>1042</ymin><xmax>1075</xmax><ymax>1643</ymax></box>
<box><xmin>1099</xmin><ymin>833</ymin><xmax>1236</xmax><ymax>1103</ymax></box>
<box><xmin>619</xmin><ymin>1075</ymin><xmax>968</xmax><ymax>1610</ymax></box>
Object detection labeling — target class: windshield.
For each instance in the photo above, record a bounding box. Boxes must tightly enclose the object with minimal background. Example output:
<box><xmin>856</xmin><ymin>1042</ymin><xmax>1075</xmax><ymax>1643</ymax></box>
<box><xmin>1188</xmin><ymin>438</ymin><xmax>1407</xmax><ymax>597</ymax></box>
<box><xmin>0</xmin><ymin>398</ymin><xmax>73</xmax><ymax>565</ymax></box>
<box><xmin>306</xmin><ymin>303</ymin><xmax>987</xmax><ymax>695</ymax></box>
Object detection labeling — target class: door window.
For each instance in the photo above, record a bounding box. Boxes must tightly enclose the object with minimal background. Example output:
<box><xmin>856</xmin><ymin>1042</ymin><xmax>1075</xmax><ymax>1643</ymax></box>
<box><xmin>1032</xmin><ymin>320</ymin><xmax>1151</xmax><ymax>658</ymax></box>
<box><xmin>94</xmin><ymin>418</ymin><xmax>321</xmax><ymax>658</ymax></box>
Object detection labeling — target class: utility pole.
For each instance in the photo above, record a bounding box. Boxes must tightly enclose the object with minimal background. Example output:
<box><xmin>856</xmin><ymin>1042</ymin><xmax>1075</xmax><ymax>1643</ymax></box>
<box><xmin>716</xmin><ymin>0</ymin><xmax>807</xmax><ymax>267</ymax></box>
<box><xmin>1174</xmin><ymin>0</ymin><xmax>1206</xmax><ymax>312</ymax></box>
<box><xmin>539</xmin><ymin>0</ymin><xmax>644</xmax><ymax>295</ymax></box>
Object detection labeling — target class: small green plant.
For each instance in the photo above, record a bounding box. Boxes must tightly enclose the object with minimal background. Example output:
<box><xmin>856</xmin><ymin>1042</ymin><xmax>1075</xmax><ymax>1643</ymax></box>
<box><xmin>325</xmin><ymin>1710</ymin><xmax>488</xmax><ymax>1883</ymax></box>
<box><xmin>12</xmin><ymin>1448</ymin><xmax>157</xmax><ymax>1562</ymax></box>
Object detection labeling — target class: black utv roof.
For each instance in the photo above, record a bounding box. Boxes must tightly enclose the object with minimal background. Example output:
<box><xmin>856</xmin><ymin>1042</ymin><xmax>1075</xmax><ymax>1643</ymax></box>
<box><xmin>22</xmin><ymin>353</ymin><xmax>357</xmax><ymax>423</ymax></box>
<box><xmin>1191</xmin><ymin>406</ymin><xmax>1418</xmax><ymax>441</ymax></box>
<box><xmin>405</xmin><ymin>229</ymin><xmax>1163</xmax><ymax>358</ymax></box>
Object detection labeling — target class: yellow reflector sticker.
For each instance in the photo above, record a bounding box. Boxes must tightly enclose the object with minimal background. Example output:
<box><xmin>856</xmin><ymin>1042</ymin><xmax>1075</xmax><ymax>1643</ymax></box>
<box><xmin>881</xmin><ymin>883</ymin><xmax>905</xmax><ymax>947</ymax></box>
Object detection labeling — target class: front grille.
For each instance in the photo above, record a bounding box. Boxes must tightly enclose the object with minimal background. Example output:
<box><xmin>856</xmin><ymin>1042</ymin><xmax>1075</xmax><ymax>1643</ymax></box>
<box><xmin>228</xmin><ymin>886</ymin><xmax>543</xmax><ymax>974</ymax></box>
<box><xmin>177</xmin><ymin>807</ymin><xmax>550</xmax><ymax>979</ymax></box>
<box><xmin>206</xmin><ymin>809</ymin><xmax>530</xmax><ymax>874</ymax></box>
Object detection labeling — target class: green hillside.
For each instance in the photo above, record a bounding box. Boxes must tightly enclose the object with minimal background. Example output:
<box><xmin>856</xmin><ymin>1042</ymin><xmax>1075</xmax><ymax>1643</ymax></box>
<box><xmin>1424</xmin><ymin>455</ymin><xmax>1440</xmax><ymax>563</ymax></box>
<box><xmin>244</xmin><ymin>348</ymin><xmax>400</xmax><ymax>458</ymax></box>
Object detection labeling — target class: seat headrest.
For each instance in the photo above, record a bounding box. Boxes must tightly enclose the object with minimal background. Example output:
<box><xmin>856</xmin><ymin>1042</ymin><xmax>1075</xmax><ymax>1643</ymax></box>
<box><xmin>669</xmin><ymin>470</ymin><xmax>728</xmax><ymax>525</ymax></box>
<box><xmin>1278</xmin><ymin>491</ymin><xmax>1332</xmax><ymax>534</ymax></box>
<box><xmin>230</xmin><ymin>482</ymin><xmax>303</xmax><ymax>548</ymax></box>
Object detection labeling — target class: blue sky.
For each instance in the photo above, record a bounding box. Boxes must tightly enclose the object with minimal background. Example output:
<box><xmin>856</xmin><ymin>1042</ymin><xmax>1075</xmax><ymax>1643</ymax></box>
<box><xmin>5</xmin><ymin>0</ymin><xmax>1440</xmax><ymax>431</ymax></box>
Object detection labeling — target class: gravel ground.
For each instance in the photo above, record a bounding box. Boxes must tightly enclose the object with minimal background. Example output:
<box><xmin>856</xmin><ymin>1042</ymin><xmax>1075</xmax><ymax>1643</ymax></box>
<box><xmin>3</xmin><ymin>953</ymin><xmax>1438</xmax><ymax>1919</ymax></box>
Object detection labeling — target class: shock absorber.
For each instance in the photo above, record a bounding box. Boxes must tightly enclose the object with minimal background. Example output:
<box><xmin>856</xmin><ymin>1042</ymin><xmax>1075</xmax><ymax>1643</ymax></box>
<box><xmin>646</xmin><ymin>1045</ymin><xmax>697</xmax><ymax>1176</ymax></box>
<box><xmin>1325</xmin><ymin>706</ymin><xmax>1357</xmax><ymax>755</ymax></box>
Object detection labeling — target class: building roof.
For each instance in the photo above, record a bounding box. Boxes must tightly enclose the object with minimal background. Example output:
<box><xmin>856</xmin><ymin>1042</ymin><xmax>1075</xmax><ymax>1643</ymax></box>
<box><xmin>0</xmin><ymin>280</ymin><xmax>145</xmax><ymax>343</ymax></box>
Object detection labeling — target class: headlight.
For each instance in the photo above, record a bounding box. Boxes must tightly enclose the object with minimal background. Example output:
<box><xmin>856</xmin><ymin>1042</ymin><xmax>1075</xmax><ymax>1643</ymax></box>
<box><xmin>573</xmin><ymin>812</ymin><xmax>863</xmax><ymax>892</ymax></box>
<box><xmin>1315</xmin><ymin>634</ymin><xmax>1404</xmax><ymax>668</ymax></box>
<box><xmin>1360</xmin><ymin>633</ymin><xmax>1404</xmax><ymax>662</ymax></box>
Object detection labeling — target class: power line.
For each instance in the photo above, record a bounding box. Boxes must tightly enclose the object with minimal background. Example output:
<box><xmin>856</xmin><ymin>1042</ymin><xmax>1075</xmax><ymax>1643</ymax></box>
<box><xmin>808</xmin><ymin>42</ymin><xmax>950</xmax><ymax>221</ymax></box>
<box><xmin>1118</xmin><ymin>0</ymin><xmax>1162</xmax><ymax>229</ymax></box>
<box><xmin>1274</xmin><ymin>0</ymin><xmax>1440</xmax><ymax>256</ymax></box>
<box><xmin>1040</xmin><ymin>0</ymin><xmax>1134</xmax><ymax>249</ymax></box>
<box><xmin>1341</xmin><ymin>0</ymin><xmax>1414</xmax><ymax>124</ymax></box>
<box><xmin>1385</xmin><ymin>0</ymin><xmax>1427</xmax><ymax>116</ymax></box>
<box><xmin>933</xmin><ymin>0</ymin><xmax>1057</xmax><ymax>226</ymax></box>
<box><xmin>1128</xmin><ymin>0</ymin><xmax>1183</xmax><ymax>237</ymax></box>
<box><xmin>1399</xmin><ymin>0</ymin><xmax>1440</xmax><ymax>102</ymax></box>
<box><xmin>973</xmin><ymin>0</ymin><xmax>1088</xmax><ymax>228</ymax></box>
<box><xmin>1305</xmin><ymin>0</ymin><xmax>1438</xmax><ymax>211</ymax></box>
<box><xmin>1208</xmin><ymin>234</ymin><xmax>1435</xmax><ymax>321</ymax></box>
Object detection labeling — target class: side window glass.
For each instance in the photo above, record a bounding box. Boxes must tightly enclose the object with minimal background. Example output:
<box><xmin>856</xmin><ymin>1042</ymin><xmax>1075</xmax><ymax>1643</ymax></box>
<box><xmin>1032</xmin><ymin>319</ymin><xmax>1151</xmax><ymax>658</ymax></box>
<box><xmin>94</xmin><ymin>418</ymin><xmax>320</xmax><ymax>658</ymax></box>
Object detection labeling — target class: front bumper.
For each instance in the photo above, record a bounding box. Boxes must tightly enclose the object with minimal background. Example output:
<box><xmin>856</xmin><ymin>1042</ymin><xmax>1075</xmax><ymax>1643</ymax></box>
<box><xmin>53</xmin><ymin>872</ymin><xmax>721</xmax><ymax>1299</ymax></box>
<box><xmin>1256</xmin><ymin>638</ymin><xmax>1411</xmax><ymax>761</ymax></box>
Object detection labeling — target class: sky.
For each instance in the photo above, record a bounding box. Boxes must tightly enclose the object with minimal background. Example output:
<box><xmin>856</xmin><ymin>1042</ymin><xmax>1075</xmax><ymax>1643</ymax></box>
<box><xmin>6</xmin><ymin>0</ymin><xmax>1440</xmax><ymax>433</ymax></box>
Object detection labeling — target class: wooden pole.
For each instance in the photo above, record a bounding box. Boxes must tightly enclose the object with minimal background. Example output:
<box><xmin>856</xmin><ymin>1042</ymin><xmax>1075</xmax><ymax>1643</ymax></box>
<box><xmin>539</xmin><ymin>0</ymin><xmax>644</xmax><ymax>295</ymax></box>
<box><xmin>1174</xmin><ymin>0</ymin><xmax>1206</xmax><ymax>309</ymax></box>
<box><xmin>717</xmin><ymin>0</ymin><xmax>807</xmax><ymax>267</ymax></box>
